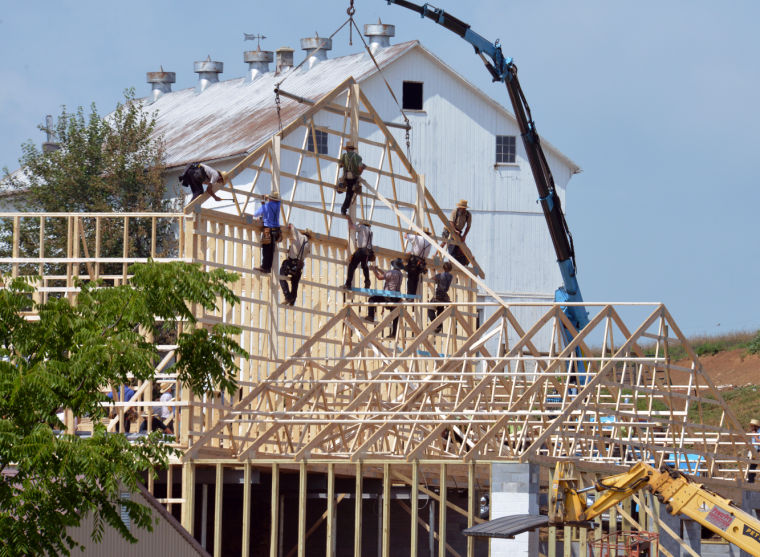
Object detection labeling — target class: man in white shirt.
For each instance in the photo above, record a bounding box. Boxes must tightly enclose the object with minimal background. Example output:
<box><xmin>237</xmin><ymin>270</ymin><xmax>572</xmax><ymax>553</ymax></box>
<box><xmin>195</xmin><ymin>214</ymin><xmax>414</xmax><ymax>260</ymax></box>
<box><xmin>404</xmin><ymin>228</ymin><xmax>432</xmax><ymax>295</ymax></box>
<box><xmin>178</xmin><ymin>162</ymin><xmax>223</xmax><ymax>201</ymax></box>
<box><xmin>279</xmin><ymin>224</ymin><xmax>312</xmax><ymax>306</ymax></box>
<box><xmin>343</xmin><ymin>217</ymin><xmax>373</xmax><ymax>290</ymax></box>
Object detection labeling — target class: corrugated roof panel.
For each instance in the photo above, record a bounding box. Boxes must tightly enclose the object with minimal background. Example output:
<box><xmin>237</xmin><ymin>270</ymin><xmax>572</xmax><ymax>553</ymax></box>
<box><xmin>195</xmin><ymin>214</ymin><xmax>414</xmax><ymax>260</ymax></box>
<box><xmin>147</xmin><ymin>42</ymin><xmax>418</xmax><ymax>169</ymax></box>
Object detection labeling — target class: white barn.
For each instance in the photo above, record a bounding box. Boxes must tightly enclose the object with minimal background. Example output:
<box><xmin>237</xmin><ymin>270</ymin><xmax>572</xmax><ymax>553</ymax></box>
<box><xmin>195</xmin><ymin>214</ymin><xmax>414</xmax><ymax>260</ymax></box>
<box><xmin>146</xmin><ymin>25</ymin><xmax>580</xmax><ymax>335</ymax></box>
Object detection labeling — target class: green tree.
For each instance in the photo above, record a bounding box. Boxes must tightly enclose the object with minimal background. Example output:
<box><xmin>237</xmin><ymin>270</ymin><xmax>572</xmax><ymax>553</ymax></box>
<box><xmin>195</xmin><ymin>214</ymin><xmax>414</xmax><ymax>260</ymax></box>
<box><xmin>0</xmin><ymin>261</ymin><xmax>247</xmax><ymax>556</ymax></box>
<box><xmin>2</xmin><ymin>90</ymin><xmax>177</xmax><ymax>272</ymax></box>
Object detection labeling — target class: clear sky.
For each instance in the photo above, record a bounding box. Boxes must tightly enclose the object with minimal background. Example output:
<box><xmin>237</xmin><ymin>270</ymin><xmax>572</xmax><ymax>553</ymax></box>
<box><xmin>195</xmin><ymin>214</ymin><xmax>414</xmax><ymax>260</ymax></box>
<box><xmin>1</xmin><ymin>0</ymin><xmax>757</xmax><ymax>337</ymax></box>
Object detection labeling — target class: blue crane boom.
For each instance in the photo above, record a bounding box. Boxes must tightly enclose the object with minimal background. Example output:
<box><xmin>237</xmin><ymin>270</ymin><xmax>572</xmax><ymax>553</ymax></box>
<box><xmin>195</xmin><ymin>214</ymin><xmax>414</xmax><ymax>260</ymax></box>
<box><xmin>387</xmin><ymin>0</ymin><xmax>589</xmax><ymax>330</ymax></box>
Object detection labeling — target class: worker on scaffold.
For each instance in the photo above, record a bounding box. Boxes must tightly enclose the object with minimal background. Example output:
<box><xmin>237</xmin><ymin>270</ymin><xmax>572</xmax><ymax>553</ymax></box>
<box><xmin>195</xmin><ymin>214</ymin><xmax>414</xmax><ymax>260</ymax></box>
<box><xmin>342</xmin><ymin>216</ymin><xmax>373</xmax><ymax>291</ymax></box>
<box><xmin>338</xmin><ymin>142</ymin><xmax>366</xmax><ymax>216</ymax></box>
<box><xmin>428</xmin><ymin>261</ymin><xmax>454</xmax><ymax>333</ymax></box>
<box><xmin>403</xmin><ymin>227</ymin><xmax>432</xmax><ymax>295</ymax></box>
<box><xmin>254</xmin><ymin>191</ymin><xmax>282</xmax><ymax>274</ymax></box>
<box><xmin>178</xmin><ymin>162</ymin><xmax>224</xmax><ymax>201</ymax></box>
<box><xmin>279</xmin><ymin>223</ymin><xmax>312</xmax><ymax>306</ymax></box>
<box><xmin>441</xmin><ymin>199</ymin><xmax>472</xmax><ymax>266</ymax></box>
<box><xmin>365</xmin><ymin>258</ymin><xmax>405</xmax><ymax>338</ymax></box>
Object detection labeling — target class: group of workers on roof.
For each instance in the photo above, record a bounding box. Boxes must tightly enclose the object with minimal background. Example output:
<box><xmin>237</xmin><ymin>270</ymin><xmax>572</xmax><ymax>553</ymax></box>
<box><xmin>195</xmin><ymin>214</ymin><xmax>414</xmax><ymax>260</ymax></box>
<box><xmin>179</xmin><ymin>141</ymin><xmax>472</xmax><ymax>335</ymax></box>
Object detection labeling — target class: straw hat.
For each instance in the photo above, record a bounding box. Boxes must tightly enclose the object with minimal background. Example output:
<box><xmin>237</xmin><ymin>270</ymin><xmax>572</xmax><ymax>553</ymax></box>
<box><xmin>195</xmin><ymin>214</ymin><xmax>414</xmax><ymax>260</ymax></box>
<box><xmin>751</xmin><ymin>419</ymin><xmax>760</xmax><ymax>428</ymax></box>
<box><xmin>456</xmin><ymin>199</ymin><xmax>468</xmax><ymax>208</ymax></box>
<box><xmin>303</xmin><ymin>228</ymin><xmax>314</xmax><ymax>238</ymax></box>
<box><xmin>266</xmin><ymin>191</ymin><xmax>280</xmax><ymax>201</ymax></box>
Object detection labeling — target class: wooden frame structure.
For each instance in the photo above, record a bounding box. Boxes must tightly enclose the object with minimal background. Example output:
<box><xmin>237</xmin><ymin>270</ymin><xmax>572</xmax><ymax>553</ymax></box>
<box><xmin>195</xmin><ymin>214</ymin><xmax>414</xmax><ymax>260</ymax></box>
<box><xmin>2</xmin><ymin>79</ymin><xmax>756</xmax><ymax>556</ymax></box>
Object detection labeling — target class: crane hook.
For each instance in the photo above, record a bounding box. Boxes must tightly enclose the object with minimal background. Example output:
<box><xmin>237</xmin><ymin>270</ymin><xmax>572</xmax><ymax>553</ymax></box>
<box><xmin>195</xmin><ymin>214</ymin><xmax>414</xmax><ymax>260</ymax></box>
<box><xmin>347</xmin><ymin>0</ymin><xmax>356</xmax><ymax>17</ymax></box>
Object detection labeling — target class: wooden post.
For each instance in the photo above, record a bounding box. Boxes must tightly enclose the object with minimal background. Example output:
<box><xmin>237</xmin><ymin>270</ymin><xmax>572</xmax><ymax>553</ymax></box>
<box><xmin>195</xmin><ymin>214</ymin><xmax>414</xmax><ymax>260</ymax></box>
<box><xmin>579</xmin><ymin>527</ymin><xmax>588</xmax><ymax>557</ymax></box>
<box><xmin>182</xmin><ymin>460</ymin><xmax>195</xmax><ymax>535</ymax></box>
<box><xmin>467</xmin><ymin>461</ymin><xmax>475</xmax><ymax>557</ymax></box>
<box><xmin>548</xmin><ymin>467</ymin><xmax>557</xmax><ymax>557</ymax></box>
<box><xmin>438</xmin><ymin>464</ymin><xmax>447</xmax><ymax>557</ymax></box>
<box><xmin>326</xmin><ymin>463</ymin><xmax>335</xmax><ymax>557</ymax></box>
<box><xmin>354</xmin><ymin>461</ymin><xmax>363</xmax><ymax>557</ymax></box>
<box><xmin>298</xmin><ymin>461</ymin><xmax>307</xmax><ymax>557</ymax></box>
<box><xmin>270</xmin><ymin>463</ymin><xmax>280</xmax><ymax>557</ymax></box>
<box><xmin>563</xmin><ymin>526</ymin><xmax>572</xmax><ymax>557</ymax></box>
<box><xmin>167</xmin><ymin>464</ymin><xmax>174</xmax><ymax>513</ymax></box>
<box><xmin>382</xmin><ymin>464</ymin><xmax>391</xmax><ymax>557</ymax></box>
<box><xmin>242</xmin><ymin>461</ymin><xmax>251</xmax><ymax>557</ymax></box>
<box><xmin>214</xmin><ymin>463</ymin><xmax>223</xmax><ymax>557</ymax></box>
<box><xmin>411</xmin><ymin>460</ymin><xmax>419</xmax><ymax>557</ymax></box>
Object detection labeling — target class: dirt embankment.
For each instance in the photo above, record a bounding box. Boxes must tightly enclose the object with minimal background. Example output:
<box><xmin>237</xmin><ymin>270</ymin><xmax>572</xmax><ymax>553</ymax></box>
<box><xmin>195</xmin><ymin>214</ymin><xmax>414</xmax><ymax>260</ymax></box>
<box><xmin>690</xmin><ymin>350</ymin><xmax>760</xmax><ymax>388</ymax></box>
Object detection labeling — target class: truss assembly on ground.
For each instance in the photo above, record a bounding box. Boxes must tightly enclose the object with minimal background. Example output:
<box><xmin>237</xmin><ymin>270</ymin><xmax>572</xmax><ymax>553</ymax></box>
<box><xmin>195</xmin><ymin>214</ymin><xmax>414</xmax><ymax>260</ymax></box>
<box><xmin>1</xmin><ymin>78</ymin><xmax>755</xmax><ymax>556</ymax></box>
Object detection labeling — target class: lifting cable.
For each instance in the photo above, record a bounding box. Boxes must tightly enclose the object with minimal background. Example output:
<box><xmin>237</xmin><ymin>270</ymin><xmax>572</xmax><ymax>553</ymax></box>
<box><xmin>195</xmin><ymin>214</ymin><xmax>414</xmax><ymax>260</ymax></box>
<box><xmin>273</xmin><ymin>0</ymin><xmax>413</xmax><ymax>160</ymax></box>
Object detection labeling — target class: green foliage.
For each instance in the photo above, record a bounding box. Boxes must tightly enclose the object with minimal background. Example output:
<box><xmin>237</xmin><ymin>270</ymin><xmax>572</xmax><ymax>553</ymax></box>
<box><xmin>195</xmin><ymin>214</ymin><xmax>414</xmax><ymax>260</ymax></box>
<box><xmin>746</xmin><ymin>332</ymin><xmax>760</xmax><ymax>355</ymax></box>
<box><xmin>1</xmin><ymin>90</ymin><xmax>178</xmax><ymax>272</ymax></box>
<box><xmin>686</xmin><ymin>385</ymin><xmax>760</xmax><ymax>428</ymax></box>
<box><xmin>0</xmin><ymin>261</ymin><xmax>247</xmax><ymax>556</ymax></box>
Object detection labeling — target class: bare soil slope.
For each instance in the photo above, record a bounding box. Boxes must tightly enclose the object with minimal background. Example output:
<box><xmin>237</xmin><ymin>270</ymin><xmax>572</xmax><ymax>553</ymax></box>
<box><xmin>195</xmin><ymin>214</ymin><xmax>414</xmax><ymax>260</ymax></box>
<box><xmin>690</xmin><ymin>349</ymin><xmax>760</xmax><ymax>387</ymax></box>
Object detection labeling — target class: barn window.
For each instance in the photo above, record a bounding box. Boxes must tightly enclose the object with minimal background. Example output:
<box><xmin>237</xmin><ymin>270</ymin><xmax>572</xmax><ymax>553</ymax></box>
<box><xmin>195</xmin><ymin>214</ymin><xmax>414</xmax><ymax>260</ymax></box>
<box><xmin>402</xmin><ymin>81</ymin><xmax>423</xmax><ymax>110</ymax></box>
<box><xmin>307</xmin><ymin>129</ymin><xmax>328</xmax><ymax>155</ymax></box>
<box><xmin>496</xmin><ymin>135</ymin><xmax>516</xmax><ymax>164</ymax></box>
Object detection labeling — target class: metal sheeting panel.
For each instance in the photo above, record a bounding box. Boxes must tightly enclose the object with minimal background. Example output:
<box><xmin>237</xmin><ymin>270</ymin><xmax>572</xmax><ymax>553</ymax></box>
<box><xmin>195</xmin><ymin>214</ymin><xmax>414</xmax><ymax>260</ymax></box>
<box><xmin>463</xmin><ymin>514</ymin><xmax>549</xmax><ymax>538</ymax></box>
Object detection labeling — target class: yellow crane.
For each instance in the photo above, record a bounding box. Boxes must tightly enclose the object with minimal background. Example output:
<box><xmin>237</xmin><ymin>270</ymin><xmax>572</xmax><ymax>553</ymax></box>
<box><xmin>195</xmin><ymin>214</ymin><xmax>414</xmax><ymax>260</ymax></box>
<box><xmin>550</xmin><ymin>461</ymin><xmax>760</xmax><ymax>556</ymax></box>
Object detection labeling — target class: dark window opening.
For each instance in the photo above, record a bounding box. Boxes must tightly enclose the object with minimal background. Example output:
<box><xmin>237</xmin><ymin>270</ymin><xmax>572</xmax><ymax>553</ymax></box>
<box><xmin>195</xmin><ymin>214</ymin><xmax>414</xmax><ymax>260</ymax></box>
<box><xmin>496</xmin><ymin>135</ymin><xmax>516</xmax><ymax>164</ymax></box>
<box><xmin>307</xmin><ymin>129</ymin><xmax>328</xmax><ymax>155</ymax></box>
<box><xmin>402</xmin><ymin>81</ymin><xmax>423</xmax><ymax>110</ymax></box>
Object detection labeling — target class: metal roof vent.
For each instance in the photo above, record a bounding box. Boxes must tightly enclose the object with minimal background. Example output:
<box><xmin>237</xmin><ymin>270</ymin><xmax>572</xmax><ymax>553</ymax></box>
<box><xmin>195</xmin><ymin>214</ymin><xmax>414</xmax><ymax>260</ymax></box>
<box><xmin>276</xmin><ymin>47</ymin><xmax>294</xmax><ymax>74</ymax></box>
<box><xmin>146</xmin><ymin>67</ymin><xmax>176</xmax><ymax>101</ymax></box>
<box><xmin>244</xmin><ymin>49</ymin><xmax>274</xmax><ymax>81</ymax></box>
<box><xmin>193</xmin><ymin>56</ymin><xmax>223</xmax><ymax>92</ymax></box>
<box><xmin>41</xmin><ymin>115</ymin><xmax>60</xmax><ymax>153</ymax></box>
<box><xmin>300</xmin><ymin>34</ymin><xmax>332</xmax><ymax>69</ymax></box>
<box><xmin>364</xmin><ymin>20</ymin><xmax>395</xmax><ymax>53</ymax></box>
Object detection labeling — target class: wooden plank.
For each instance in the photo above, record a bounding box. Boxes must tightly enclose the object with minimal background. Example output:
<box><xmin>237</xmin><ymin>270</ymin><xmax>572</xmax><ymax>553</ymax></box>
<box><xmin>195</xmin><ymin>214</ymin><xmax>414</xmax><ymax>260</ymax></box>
<box><xmin>411</xmin><ymin>461</ymin><xmax>419</xmax><ymax>557</ymax></box>
<box><xmin>214</xmin><ymin>462</ymin><xmax>223</xmax><ymax>557</ymax></box>
<box><xmin>439</xmin><ymin>463</ymin><xmax>447</xmax><ymax>557</ymax></box>
<box><xmin>382</xmin><ymin>464</ymin><xmax>391</xmax><ymax>557</ymax></box>
<box><xmin>241</xmin><ymin>461</ymin><xmax>251</xmax><ymax>557</ymax></box>
<box><xmin>354</xmin><ymin>461</ymin><xmax>363</xmax><ymax>557</ymax></box>
<box><xmin>270</xmin><ymin>463</ymin><xmax>280</xmax><ymax>557</ymax></box>
<box><xmin>326</xmin><ymin>463</ymin><xmax>335</xmax><ymax>557</ymax></box>
<box><xmin>298</xmin><ymin>461</ymin><xmax>307</xmax><ymax>557</ymax></box>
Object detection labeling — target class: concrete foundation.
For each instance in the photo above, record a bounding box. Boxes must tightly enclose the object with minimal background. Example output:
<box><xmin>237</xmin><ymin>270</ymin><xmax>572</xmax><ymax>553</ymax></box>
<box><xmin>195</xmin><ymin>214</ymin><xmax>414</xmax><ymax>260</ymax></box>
<box><xmin>490</xmin><ymin>462</ymin><xmax>539</xmax><ymax>557</ymax></box>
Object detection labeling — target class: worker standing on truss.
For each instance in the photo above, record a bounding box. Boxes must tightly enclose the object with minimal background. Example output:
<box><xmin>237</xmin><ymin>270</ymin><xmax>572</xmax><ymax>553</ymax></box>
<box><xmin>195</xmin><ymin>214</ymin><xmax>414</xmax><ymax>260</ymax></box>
<box><xmin>403</xmin><ymin>227</ymin><xmax>432</xmax><ymax>295</ymax></box>
<box><xmin>342</xmin><ymin>217</ymin><xmax>373</xmax><ymax>290</ymax></box>
<box><xmin>441</xmin><ymin>199</ymin><xmax>472</xmax><ymax>266</ymax></box>
<box><xmin>366</xmin><ymin>258</ymin><xmax>404</xmax><ymax>338</ymax></box>
<box><xmin>254</xmin><ymin>192</ymin><xmax>282</xmax><ymax>274</ymax></box>
<box><xmin>428</xmin><ymin>261</ymin><xmax>453</xmax><ymax>333</ymax></box>
<box><xmin>338</xmin><ymin>142</ymin><xmax>366</xmax><ymax>215</ymax></box>
<box><xmin>178</xmin><ymin>162</ymin><xmax>224</xmax><ymax>201</ymax></box>
<box><xmin>279</xmin><ymin>224</ymin><xmax>312</xmax><ymax>306</ymax></box>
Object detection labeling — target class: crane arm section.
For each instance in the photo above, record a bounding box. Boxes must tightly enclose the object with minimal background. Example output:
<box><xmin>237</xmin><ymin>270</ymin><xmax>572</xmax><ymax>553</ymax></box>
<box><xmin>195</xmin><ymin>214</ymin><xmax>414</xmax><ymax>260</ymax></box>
<box><xmin>551</xmin><ymin>462</ymin><xmax>760</xmax><ymax>556</ymax></box>
<box><xmin>386</xmin><ymin>0</ymin><xmax>588</xmax><ymax>329</ymax></box>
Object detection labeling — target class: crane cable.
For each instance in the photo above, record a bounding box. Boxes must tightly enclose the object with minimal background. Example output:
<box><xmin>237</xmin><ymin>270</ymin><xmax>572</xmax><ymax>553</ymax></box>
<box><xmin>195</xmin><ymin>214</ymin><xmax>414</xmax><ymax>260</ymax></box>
<box><xmin>273</xmin><ymin>0</ymin><xmax>413</xmax><ymax>160</ymax></box>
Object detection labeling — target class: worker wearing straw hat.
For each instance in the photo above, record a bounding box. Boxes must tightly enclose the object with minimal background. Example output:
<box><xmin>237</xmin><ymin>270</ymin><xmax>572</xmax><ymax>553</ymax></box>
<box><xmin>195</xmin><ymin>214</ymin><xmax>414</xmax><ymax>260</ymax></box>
<box><xmin>441</xmin><ymin>199</ymin><xmax>472</xmax><ymax>266</ymax></box>
<box><xmin>279</xmin><ymin>223</ymin><xmax>312</xmax><ymax>306</ymax></box>
<box><xmin>254</xmin><ymin>191</ymin><xmax>282</xmax><ymax>273</ymax></box>
<box><xmin>338</xmin><ymin>142</ymin><xmax>366</xmax><ymax>216</ymax></box>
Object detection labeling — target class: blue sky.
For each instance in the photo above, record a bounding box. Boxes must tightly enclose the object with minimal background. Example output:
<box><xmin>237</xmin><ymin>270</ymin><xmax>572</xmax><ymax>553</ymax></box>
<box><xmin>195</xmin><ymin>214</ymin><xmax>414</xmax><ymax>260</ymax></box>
<box><xmin>1</xmin><ymin>0</ymin><xmax>758</xmax><ymax>337</ymax></box>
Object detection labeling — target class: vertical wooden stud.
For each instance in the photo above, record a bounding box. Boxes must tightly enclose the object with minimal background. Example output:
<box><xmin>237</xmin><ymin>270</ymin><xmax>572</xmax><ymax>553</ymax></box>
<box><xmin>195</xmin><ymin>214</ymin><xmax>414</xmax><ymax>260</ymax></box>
<box><xmin>214</xmin><ymin>463</ymin><xmax>223</xmax><ymax>557</ymax></box>
<box><xmin>326</xmin><ymin>463</ymin><xmax>335</xmax><ymax>557</ymax></box>
<box><xmin>182</xmin><ymin>460</ymin><xmax>195</xmax><ymax>535</ymax></box>
<box><xmin>411</xmin><ymin>460</ymin><xmax>419</xmax><ymax>557</ymax></box>
<box><xmin>467</xmin><ymin>461</ymin><xmax>475</xmax><ymax>557</ymax></box>
<box><xmin>242</xmin><ymin>461</ymin><xmax>251</xmax><ymax>557</ymax></box>
<box><xmin>438</xmin><ymin>464</ymin><xmax>447</xmax><ymax>557</ymax></box>
<box><xmin>270</xmin><ymin>463</ymin><xmax>280</xmax><ymax>557</ymax></box>
<box><xmin>354</xmin><ymin>461</ymin><xmax>363</xmax><ymax>557</ymax></box>
<box><xmin>298</xmin><ymin>461</ymin><xmax>307</xmax><ymax>557</ymax></box>
<box><xmin>382</xmin><ymin>463</ymin><xmax>391</xmax><ymax>557</ymax></box>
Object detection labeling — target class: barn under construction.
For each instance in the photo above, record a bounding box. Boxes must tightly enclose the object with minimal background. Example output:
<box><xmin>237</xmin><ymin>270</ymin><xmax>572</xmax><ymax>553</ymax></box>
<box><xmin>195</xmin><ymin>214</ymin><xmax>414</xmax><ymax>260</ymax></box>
<box><xmin>3</xmin><ymin>73</ymin><xmax>760</xmax><ymax>557</ymax></box>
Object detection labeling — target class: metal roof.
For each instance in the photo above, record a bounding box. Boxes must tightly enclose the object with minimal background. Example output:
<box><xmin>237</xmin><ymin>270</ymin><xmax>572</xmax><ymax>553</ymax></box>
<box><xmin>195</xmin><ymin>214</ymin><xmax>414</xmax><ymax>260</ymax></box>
<box><xmin>147</xmin><ymin>41</ymin><xmax>418</xmax><ymax>170</ymax></box>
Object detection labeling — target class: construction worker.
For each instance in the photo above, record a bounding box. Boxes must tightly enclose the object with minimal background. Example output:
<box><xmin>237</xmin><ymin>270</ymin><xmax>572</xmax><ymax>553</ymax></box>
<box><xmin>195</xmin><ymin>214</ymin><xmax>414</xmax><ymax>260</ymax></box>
<box><xmin>254</xmin><ymin>192</ymin><xmax>281</xmax><ymax>273</ymax></box>
<box><xmin>428</xmin><ymin>261</ymin><xmax>454</xmax><ymax>333</ymax></box>
<box><xmin>366</xmin><ymin>258</ymin><xmax>405</xmax><ymax>338</ymax></box>
<box><xmin>178</xmin><ymin>162</ymin><xmax>223</xmax><ymax>201</ymax></box>
<box><xmin>749</xmin><ymin>419</ymin><xmax>760</xmax><ymax>483</ymax></box>
<box><xmin>442</xmin><ymin>199</ymin><xmax>472</xmax><ymax>266</ymax></box>
<box><xmin>403</xmin><ymin>227</ymin><xmax>432</xmax><ymax>295</ymax></box>
<box><xmin>279</xmin><ymin>224</ymin><xmax>312</xmax><ymax>306</ymax></box>
<box><xmin>338</xmin><ymin>142</ymin><xmax>366</xmax><ymax>216</ymax></box>
<box><xmin>342</xmin><ymin>217</ymin><xmax>373</xmax><ymax>290</ymax></box>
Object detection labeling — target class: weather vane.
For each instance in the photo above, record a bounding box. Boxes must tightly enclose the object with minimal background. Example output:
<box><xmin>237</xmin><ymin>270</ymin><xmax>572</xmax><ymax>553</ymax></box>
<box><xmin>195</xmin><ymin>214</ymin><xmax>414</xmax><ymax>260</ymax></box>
<box><xmin>243</xmin><ymin>33</ymin><xmax>267</xmax><ymax>50</ymax></box>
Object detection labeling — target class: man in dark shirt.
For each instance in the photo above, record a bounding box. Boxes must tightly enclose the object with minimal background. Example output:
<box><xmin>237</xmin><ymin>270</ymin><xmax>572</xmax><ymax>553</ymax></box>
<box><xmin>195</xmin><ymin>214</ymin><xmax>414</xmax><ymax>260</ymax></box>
<box><xmin>338</xmin><ymin>142</ymin><xmax>366</xmax><ymax>216</ymax></box>
<box><xmin>343</xmin><ymin>217</ymin><xmax>373</xmax><ymax>290</ymax></box>
<box><xmin>366</xmin><ymin>258</ymin><xmax>404</xmax><ymax>337</ymax></box>
<box><xmin>428</xmin><ymin>261</ymin><xmax>454</xmax><ymax>333</ymax></box>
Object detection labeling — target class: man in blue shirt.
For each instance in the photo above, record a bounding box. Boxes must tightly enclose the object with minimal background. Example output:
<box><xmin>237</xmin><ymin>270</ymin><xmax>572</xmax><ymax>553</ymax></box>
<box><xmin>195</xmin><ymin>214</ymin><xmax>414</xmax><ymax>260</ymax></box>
<box><xmin>254</xmin><ymin>191</ymin><xmax>282</xmax><ymax>273</ymax></box>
